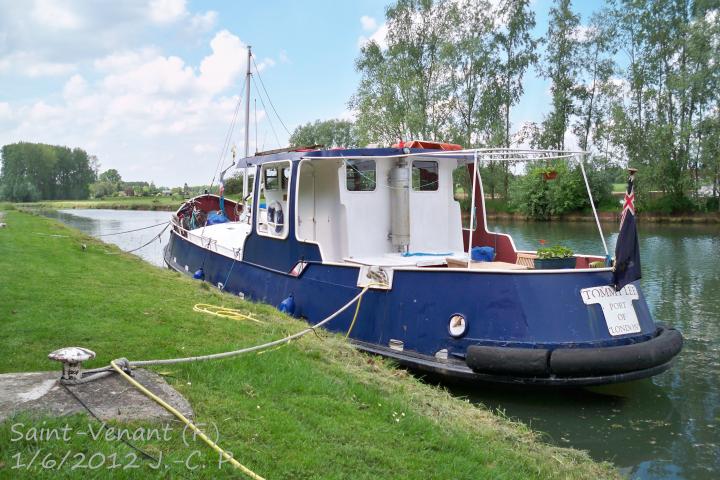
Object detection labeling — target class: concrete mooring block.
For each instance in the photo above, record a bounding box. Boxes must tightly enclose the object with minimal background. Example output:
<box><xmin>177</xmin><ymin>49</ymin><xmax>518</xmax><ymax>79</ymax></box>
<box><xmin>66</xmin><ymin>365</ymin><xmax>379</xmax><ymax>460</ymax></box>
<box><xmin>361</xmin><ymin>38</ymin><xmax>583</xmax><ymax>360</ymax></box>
<box><xmin>0</xmin><ymin>370</ymin><xmax>193</xmax><ymax>422</ymax></box>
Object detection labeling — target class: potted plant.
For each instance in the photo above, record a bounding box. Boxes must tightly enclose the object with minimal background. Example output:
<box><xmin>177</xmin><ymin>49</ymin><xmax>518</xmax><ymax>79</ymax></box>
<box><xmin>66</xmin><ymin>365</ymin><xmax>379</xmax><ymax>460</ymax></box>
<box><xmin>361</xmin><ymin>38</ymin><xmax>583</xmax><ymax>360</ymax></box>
<box><xmin>535</xmin><ymin>244</ymin><xmax>576</xmax><ymax>269</ymax></box>
<box><xmin>539</xmin><ymin>166</ymin><xmax>558</xmax><ymax>180</ymax></box>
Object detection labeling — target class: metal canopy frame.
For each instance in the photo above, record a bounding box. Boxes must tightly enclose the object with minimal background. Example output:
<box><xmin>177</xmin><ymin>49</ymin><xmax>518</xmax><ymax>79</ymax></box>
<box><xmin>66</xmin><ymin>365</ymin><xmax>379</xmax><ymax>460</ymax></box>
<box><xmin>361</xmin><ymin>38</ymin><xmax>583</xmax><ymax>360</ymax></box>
<box><xmin>294</xmin><ymin>147</ymin><xmax>609</xmax><ymax>259</ymax></box>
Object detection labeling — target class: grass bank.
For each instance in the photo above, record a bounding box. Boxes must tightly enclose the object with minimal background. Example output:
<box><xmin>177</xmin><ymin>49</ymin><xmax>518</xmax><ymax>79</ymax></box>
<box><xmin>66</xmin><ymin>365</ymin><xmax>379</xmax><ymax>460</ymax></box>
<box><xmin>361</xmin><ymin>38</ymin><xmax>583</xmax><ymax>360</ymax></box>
<box><xmin>485</xmin><ymin>210</ymin><xmax>720</xmax><ymax>224</ymax></box>
<box><xmin>0</xmin><ymin>209</ymin><xmax>617</xmax><ymax>479</ymax></box>
<box><xmin>17</xmin><ymin>196</ymin><xmax>185</xmax><ymax>212</ymax></box>
<box><xmin>484</xmin><ymin>199</ymin><xmax>720</xmax><ymax>224</ymax></box>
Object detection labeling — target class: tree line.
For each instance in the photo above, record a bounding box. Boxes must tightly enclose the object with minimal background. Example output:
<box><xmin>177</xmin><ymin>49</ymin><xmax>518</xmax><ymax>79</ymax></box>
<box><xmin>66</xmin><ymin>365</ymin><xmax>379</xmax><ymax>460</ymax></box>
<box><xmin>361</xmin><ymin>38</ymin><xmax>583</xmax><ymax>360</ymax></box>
<box><xmin>290</xmin><ymin>0</ymin><xmax>719</xmax><ymax>214</ymax></box>
<box><xmin>0</xmin><ymin>142</ymin><xmax>97</xmax><ymax>202</ymax></box>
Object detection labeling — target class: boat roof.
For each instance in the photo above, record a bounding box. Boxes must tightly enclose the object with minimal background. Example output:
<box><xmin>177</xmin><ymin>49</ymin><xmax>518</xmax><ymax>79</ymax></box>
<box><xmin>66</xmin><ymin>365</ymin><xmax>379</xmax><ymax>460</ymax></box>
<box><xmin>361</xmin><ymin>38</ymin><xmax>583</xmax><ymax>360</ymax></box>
<box><xmin>239</xmin><ymin>147</ymin><xmax>587</xmax><ymax>167</ymax></box>
<box><xmin>242</xmin><ymin>147</ymin><xmax>437</xmax><ymax>166</ymax></box>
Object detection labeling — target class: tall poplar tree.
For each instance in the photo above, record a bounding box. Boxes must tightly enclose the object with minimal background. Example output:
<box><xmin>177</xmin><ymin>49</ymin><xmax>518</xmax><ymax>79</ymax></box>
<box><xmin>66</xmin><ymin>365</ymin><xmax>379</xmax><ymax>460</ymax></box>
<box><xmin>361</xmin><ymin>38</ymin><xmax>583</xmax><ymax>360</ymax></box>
<box><xmin>540</xmin><ymin>0</ymin><xmax>581</xmax><ymax>150</ymax></box>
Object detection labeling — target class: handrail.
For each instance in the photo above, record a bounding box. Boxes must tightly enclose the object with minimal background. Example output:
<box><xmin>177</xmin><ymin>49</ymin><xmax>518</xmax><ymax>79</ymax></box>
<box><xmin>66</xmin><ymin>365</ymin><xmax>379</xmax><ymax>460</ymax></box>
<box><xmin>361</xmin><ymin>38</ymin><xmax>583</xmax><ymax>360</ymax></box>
<box><xmin>298</xmin><ymin>147</ymin><xmax>587</xmax><ymax>163</ymax></box>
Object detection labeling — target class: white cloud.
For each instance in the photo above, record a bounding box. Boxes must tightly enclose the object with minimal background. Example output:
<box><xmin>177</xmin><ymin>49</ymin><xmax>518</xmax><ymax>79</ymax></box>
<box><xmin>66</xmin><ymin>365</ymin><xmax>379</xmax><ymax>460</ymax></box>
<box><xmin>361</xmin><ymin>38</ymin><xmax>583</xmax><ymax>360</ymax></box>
<box><xmin>0</xmin><ymin>102</ymin><xmax>12</xmax><ymax>121</ymax></box>
<box><xmin>360</xmin><ymin>15</ymin><xmax>377</xmax><ymax>32</ymax></box>
<box><xmin>0</xmin><ymin>4</ymin><xmax>290</xmax><ymax>186</ymax></box>
<box><xmin>102</xmin><ymin>55</ymin><xmax>196</xmax><ymax>95</ymax></box>
<box><xmin>25</xmin><ymin>61</ymin><xmax>76</xmax><ymax>77</ymax></box>
<box><xmin>198</xmin><ymin>30</ymin><xmax>247</xmax><ymax>94</ymax></box>
<box><xmin>63</xmin><ymin>74</ymin><xmax>87</xmax><ymax>99</ymax></box>
<box><xmin>31</xmin><ymin>0</ymin><xmax>82</xmax><ymax>30</ymax></box>
<box><xmin>357</xmin><ymin>21</ymin><xmax>388</xmax><ymax>50</ymax></box>
<box><xmin>93</xmin><ymin>48</ymin><xmax>161</xmax><ymax>72</ymax></box>
<box><xmin>193</xmin><ymin>143</ymin><xmax>215</xmax><ymax>154</ymax></box>
<box><xmin>255</xmin><ymin>57</ymin><xmax>276</xmax><ymax>72</ymax></box>
<box><xmin>188</xmin><ymin>10</ymin><xmax>218</xmax><ymax>33</ymax></box>
<box><xmin>149</xmin><ymin>0</ymin><xmax>188</xmax><ymax>24</ymax></box>
<box><xmin>0</xmin><ymin>52</ymin><xmax>76</xmax><ymax>77</ymax></box>
<box><xmin>571</xmin><ymin>25</ymin><xmax>596</xmax><ymax>42</ymax></box>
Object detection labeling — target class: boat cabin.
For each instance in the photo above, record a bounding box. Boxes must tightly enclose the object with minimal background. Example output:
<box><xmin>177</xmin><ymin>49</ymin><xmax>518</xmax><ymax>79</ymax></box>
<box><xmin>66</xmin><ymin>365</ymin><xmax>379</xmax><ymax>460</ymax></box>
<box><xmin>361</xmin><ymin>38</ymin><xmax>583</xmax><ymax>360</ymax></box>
<box><xmin>172</xmin><ymin>145</ymin><xmax>606</xmax><ymax>272</ymax></box>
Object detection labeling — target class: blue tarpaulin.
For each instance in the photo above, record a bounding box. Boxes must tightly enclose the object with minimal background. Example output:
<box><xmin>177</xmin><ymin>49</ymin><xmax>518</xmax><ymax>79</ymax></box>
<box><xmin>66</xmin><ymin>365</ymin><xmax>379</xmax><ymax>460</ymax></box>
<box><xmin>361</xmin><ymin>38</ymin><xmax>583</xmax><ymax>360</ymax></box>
<box><xmin>207</xmin><ymin>211</ymin><xmax>229</xmax><ymax>225</ymax></box>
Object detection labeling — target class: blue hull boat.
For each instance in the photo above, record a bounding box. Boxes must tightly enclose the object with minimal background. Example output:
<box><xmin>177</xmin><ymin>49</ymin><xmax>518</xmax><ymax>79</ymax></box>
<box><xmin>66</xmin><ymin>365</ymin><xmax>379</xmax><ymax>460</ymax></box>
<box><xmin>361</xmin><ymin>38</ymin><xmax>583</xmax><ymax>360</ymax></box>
<box><xmin>165</xmin><ymin>145</ymin><xmax>682</xmax><ymax>386</ymax></box>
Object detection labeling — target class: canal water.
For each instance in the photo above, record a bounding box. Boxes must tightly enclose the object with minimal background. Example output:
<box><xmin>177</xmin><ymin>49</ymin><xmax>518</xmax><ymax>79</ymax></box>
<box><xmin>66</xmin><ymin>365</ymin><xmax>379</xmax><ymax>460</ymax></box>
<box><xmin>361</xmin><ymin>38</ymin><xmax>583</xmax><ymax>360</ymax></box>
<box><xmin>46</xmin><ymin>209</ymin><xmax>173</xmax><ymax>267</ymax></box>
<box><xmin>47</xmin><ymin>209</ymin><xmax>719</xmax><ymax>479</ymax></box>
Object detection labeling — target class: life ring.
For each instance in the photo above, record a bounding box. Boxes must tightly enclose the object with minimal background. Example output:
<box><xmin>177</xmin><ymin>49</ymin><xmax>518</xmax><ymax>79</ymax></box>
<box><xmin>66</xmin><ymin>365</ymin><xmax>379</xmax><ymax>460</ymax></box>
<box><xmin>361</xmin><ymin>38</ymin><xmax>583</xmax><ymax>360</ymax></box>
<box><xmin>267</xmin><ymin>201</ymin><xmax>284</xmax><ymax>234</ymax></box>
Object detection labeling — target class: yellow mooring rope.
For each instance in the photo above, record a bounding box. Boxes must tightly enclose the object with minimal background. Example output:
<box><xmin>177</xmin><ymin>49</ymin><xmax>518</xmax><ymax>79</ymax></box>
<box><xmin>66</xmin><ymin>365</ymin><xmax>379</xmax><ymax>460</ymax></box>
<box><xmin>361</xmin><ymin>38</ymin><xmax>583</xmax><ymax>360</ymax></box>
<box><xmin>110</xmin><ymin>360</ymin><xmax>265</xmax><ymax>480</ymax></box>
<box><xmin>193</xmin><ymin>304</ymin><xmax>266</xmax><ymax>325</ymax></box>
<box><xmin>105</xmin><ymin>284</ymin><xmax>386</xmax><ymax>479</ymax></box>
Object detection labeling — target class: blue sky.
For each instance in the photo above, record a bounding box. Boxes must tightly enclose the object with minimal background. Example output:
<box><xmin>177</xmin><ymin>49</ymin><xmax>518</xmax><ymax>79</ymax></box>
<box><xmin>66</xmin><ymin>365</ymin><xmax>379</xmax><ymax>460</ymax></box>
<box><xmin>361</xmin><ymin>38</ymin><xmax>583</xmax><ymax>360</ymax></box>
<box><xmin>0</xmin><ymin>0</ymin><xmax>602</xmax><ymax>186</ymax></box>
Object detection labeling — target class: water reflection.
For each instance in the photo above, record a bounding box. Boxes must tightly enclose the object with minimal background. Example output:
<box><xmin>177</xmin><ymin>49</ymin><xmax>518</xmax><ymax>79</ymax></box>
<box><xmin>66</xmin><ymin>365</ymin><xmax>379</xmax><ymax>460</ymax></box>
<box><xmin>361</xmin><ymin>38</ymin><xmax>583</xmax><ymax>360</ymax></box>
<box><xmin>43</xmin><ymin>209</ymin><xmax>172</xmax><ymax>267</ymax></box>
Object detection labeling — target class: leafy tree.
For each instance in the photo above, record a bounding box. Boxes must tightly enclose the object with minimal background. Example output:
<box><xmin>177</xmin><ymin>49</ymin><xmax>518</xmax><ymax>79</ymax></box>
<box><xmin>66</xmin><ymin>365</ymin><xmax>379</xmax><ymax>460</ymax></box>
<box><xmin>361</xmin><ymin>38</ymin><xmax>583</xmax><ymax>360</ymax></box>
<box><xmin>602</xmin><ymin>0</ymin><xmax>719</xmax><ymax>211</ymax></box>
<box><xmin>494</xmin><ymin>0</ymin><xmax>538</xmax><ymax>198</ymax></box>
<box><xmin>223</xmin><ymin>174</ymin><xmax>244</xmax><ymax>195</ymax></box>
<box><xmin>289</xmin><ymin>119</ymin><xmax>360</xmax><ymax>147</ymax></box>
<box><xmin>99</xmin><ymin>169</ymin><xmax>122</xmax><ymax>185</ymax></box>
<box><xmin>0</xmin><ymin>142</ymin><xmax>94</xmax><ymax>201</ymax></box>
<box><xmin>445</xmin><ymin>0</ymin><xmax>500</xmax><ymax>147</ymax></box>
<box><xmin>89</xmin><ymin>181</ymin><xmax>115</xmax><ymax>198</ymax></box>
<box><xmin>496</xmin><ymin>0</ymin><xmax>538</xmax><ymax>149</ymax></box>
<box><xmin>539</xmin><ymin>0</ymin><xmax>581</xmax><ymax>150</ymax></box>
<box><xmin>572</xmin><ymin>13</ymin><xmax>617</xmax><ymax>153</ymax></box>
<box><xmin>351</xmin><ymin>0</ymin><xmax>454</xmax><ymax>144</ymax></box>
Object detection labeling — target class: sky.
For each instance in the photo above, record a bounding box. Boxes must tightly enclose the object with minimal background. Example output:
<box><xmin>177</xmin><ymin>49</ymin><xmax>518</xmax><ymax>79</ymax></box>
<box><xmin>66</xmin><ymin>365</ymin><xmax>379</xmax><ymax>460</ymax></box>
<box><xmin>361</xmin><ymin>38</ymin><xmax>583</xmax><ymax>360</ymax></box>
<box><xmin>0</xmin><ymin>0</ymin><xmax>601</xmax><ymax>187</ymax></box>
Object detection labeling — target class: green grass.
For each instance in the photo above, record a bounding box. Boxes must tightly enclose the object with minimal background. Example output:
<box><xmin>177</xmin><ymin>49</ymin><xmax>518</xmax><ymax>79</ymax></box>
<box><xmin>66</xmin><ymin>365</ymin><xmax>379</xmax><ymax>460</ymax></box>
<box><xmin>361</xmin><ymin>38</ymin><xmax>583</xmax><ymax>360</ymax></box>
<box><xmin>484</xmin><ymin>198</ymin><xmax>516</xmax><ymax>214</ymax></box>
<box><xmin>0</xmin><ymin>209</ymin><xmax>617</xmax><ymax>479</ymax></box>
<box><xmin>16</xmin><ymin>196</ymin><xmax>185</xmax><ymax>212</ymax></box>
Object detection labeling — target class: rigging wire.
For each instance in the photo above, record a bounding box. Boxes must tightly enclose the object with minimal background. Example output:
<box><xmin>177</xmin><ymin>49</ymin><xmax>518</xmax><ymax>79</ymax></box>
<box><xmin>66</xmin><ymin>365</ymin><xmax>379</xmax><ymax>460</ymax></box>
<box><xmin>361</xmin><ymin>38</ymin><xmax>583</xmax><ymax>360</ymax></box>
<box><xmin>209</xmin><ymin>76</ymin><xmax>247</xmax><ymax>189</ymax></box>
<box><xmin>253</xmin><ymin>76</ymin><xmax>282</xmax><ymax>149</ymax></box>
<box><xmin>251</xmin><ymin>56</ymin><xmax>291</xmax><ymax>136</ymax></box>
<box><xmin>96</xmin><ymin>221</ymin><xmax>169</xmax><ymax>237</ymax></box>
<box><xmin>104</xmin><ymin>223</ymin><xmax>170</xmax><ymax>255</ymax></box>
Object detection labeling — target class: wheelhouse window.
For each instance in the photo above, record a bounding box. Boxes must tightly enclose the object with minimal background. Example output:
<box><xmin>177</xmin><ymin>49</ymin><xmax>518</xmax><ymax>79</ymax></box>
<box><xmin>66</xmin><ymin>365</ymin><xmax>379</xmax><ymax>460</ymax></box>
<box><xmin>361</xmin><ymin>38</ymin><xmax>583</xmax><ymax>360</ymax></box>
<box><xmin>257</xmin><ymin>161</ymin><xmax>291</xmax><ymax>238</ymax></box>
<box><xmin>264</xmin><ymin>167</ymin><xmax>280</xmax><ymax>190</ymax></box>
<box><xmin>346</xmin><ymin>160</ymin><xmax>376</xmax><ymax>191</ymax></box>
<box><xmin>412</xmin><ymin>161</ymin><xmax>439</xmax><ymax>191</ymax></box>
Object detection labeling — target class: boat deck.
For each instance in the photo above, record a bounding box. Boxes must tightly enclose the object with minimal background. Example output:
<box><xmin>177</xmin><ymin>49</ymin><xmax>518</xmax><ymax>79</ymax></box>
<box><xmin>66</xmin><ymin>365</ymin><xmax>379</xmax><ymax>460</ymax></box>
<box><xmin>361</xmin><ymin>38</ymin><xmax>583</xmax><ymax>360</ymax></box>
<box><xmin>189</xmin><ymin>222</ymin><xmax>251</xmax><ymax>252</ymax></box>
<box><xmin>344</xmin><ymin>252</ymin><xmax>467</xmax><ymax>268</ymax></box>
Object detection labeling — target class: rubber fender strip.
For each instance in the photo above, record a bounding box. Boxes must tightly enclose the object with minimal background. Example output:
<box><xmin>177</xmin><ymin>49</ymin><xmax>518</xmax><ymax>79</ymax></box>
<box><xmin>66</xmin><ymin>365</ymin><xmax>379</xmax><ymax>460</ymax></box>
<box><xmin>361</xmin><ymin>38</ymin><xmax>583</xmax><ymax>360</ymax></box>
<box><xmin>549</xmin><ymin>327</ymin><xmax>683</xmax><ymax>377</ymax></box>
<box><xmin>465</xmin><ymin>345</ymin><xmax>551</xmax><ymax>377</ymax></box>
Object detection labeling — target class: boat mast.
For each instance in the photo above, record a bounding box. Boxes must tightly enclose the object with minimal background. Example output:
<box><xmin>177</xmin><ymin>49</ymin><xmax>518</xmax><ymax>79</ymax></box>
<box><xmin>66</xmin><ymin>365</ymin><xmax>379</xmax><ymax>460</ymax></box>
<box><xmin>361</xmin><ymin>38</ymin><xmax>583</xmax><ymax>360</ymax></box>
<box><xmin>242</xmin><ymin>46</ymin><xmax>252</xmax><ymax>200</ymax></box>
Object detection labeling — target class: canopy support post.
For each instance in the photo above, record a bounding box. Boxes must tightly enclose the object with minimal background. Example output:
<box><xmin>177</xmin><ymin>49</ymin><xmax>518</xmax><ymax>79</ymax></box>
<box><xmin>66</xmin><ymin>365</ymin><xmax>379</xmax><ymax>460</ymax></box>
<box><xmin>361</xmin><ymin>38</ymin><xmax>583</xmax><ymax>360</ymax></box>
<box><xmin>579</xmin><ymin>156</ymin><xmax>609</xmax><ymax>257</ymax></box>
<box><xmin>466</xmin><ymin>150</ymin><xmax>478</xmax><ymax>266</ymax></box>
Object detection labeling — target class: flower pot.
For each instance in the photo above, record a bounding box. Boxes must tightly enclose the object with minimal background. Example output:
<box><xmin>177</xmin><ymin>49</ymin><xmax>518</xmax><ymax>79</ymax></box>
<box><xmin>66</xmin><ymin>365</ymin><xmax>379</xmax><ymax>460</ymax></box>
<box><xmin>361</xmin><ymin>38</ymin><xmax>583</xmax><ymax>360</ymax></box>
<box><xmin>542</xmin><ymin>171</ymin><xmax>558</xmax><ymax>180</ymax></box>
<box><xmin>534</xmin><ymin>257</ymin><xmax>576</xmax><ymax>270</ymax></box>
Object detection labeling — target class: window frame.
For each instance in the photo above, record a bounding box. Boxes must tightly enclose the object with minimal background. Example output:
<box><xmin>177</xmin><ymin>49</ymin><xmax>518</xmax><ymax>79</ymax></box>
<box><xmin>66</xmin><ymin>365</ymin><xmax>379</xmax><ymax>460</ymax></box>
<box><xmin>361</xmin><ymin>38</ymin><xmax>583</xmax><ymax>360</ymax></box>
<box><xmin>256</xmin><ymin>160</ymin><xmax>291</xmax><ymax>240</ymax></box>
<box><xmin>344</xmin><ymin>159</ymin><xmax>377</xmax><ymax>193</ymax></box>
<box><xmin>411</xmin><ymin>160</ymin><xmax>440</xmax><ymax>192</ymax></box>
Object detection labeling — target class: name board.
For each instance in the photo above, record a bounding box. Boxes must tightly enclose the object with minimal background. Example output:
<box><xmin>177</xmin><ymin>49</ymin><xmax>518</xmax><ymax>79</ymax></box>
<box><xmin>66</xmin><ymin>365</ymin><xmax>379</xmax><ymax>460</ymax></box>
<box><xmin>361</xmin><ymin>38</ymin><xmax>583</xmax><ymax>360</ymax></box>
<box><xmin>580</xmin><ymin>284</ymin><xmax>641</xmax><ymax>336</ymax></box>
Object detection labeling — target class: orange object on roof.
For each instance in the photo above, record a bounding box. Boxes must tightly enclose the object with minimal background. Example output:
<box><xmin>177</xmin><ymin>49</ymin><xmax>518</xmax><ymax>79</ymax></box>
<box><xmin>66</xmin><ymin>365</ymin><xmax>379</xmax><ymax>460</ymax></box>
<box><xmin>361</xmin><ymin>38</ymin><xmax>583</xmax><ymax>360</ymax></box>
<box><xmin>392</xmin><ymin>140</ymin><xmax>463</xmax><ymax>151</ymax></box>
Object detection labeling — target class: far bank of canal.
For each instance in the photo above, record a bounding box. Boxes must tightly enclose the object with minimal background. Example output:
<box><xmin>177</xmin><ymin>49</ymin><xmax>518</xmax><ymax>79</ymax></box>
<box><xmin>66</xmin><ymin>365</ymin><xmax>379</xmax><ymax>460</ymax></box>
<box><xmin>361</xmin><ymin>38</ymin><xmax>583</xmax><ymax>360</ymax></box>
<box><xmin>47</xmin><ymin>209</ymin><xmax>719</xmax><ymax>479</ymax></box>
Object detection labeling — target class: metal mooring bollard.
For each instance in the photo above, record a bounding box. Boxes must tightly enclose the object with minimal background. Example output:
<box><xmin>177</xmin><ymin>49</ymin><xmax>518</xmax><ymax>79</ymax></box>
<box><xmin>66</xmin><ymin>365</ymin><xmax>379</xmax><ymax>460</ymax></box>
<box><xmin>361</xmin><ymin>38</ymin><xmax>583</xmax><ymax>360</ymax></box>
<box><xmin>48</xmin><ymin>347</ymin><xmax>96</xmax><ymax>382</ymax></box>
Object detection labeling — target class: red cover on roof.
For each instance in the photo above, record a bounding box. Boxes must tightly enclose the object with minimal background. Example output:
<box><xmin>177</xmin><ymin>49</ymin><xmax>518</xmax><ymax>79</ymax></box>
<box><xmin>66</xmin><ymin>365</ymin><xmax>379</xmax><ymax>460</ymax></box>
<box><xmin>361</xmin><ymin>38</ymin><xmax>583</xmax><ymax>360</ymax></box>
<box><xmin>391</xmin><ymin>140</ymin><xmax>463</xmax><ymax>151</ymax></box>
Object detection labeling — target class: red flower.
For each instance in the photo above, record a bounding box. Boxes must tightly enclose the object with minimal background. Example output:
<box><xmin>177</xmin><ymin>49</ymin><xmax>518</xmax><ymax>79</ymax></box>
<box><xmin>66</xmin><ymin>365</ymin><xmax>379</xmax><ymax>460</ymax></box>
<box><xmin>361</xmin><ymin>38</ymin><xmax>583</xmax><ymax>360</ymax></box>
<box><xmin>539</xmin><ymin>239</ymin><xmax>546</xmax><ymax>245</ymax></box>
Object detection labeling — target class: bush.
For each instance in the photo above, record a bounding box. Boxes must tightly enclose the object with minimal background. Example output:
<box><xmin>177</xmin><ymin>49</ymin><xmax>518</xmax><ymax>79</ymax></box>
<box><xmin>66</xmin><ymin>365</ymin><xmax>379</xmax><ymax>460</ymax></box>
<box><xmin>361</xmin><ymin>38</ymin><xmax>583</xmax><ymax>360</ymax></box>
<box><xmin>509</xmin><ymin>163</ymin><xmax>613</xmax><ymax>220</ymax></box>
<box><xmin>704</xmin><ymin>196</ymin><xmax>719</xmax><ymax>212</ymax></box>
<box><xmin>1</xmin><ymin>179</ymin><xmax>41</xmax><ymax>202</ymax></box>
<box><xmin>640</xmin><ymin>195</ymin><xmax>696</xmax><ymax>214</ymax></box>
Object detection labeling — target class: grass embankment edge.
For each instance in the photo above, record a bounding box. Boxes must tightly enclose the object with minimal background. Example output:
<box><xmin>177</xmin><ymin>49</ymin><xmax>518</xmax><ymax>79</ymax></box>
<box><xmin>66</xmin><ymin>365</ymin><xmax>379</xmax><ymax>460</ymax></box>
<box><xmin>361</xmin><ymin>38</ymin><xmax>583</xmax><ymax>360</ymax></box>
<box><xmin>17</xmin><ymin>198</ymin><xmax>720</xmax><ymax>223</ymax></box>
<box><xmin>0</xmin><ymin>209</ymin><xmax>618</xmax><ymax>479</ymax></box>
<box><xmin>16</xmin><ymin>197</ymin><xmax>182</xmax><ymax>212</ymax></box>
